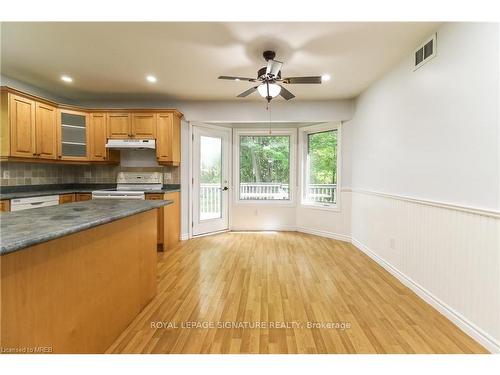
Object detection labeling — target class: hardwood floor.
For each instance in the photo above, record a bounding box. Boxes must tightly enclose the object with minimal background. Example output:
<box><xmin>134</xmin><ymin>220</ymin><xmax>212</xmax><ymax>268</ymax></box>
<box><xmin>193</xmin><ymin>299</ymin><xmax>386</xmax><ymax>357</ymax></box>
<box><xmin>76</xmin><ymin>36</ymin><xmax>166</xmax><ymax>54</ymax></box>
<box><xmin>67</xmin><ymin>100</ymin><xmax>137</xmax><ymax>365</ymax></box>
<box><xmin>107</xmin><ymin>232</ymin><xmax>487</xmax><ymax>354</ymax></box>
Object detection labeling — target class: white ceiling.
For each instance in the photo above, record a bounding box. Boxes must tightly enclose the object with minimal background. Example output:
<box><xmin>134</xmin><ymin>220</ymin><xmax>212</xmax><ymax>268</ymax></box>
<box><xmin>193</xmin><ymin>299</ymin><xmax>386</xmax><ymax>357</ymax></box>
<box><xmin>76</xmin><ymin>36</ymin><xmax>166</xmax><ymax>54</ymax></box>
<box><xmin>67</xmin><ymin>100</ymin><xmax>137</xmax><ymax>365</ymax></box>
<box><xmin>1</xmin><ymin>22</ymin><xmax>440</xmax><ymax>102</ymax></box>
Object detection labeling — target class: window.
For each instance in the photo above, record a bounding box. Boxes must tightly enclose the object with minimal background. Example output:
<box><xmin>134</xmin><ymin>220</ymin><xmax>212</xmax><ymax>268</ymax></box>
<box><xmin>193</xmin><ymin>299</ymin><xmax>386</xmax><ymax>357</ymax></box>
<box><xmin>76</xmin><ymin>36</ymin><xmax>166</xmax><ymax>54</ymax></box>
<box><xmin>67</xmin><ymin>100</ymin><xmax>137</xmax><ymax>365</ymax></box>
<box><xmin>301</xmin><ymin>124</ymin><xmax>339</xmax><ymax>207</ymax></box>
<box><xmin>237</xmin><ymin>132</ymin><xmax>292</xmax><ymax>201</ymax></box>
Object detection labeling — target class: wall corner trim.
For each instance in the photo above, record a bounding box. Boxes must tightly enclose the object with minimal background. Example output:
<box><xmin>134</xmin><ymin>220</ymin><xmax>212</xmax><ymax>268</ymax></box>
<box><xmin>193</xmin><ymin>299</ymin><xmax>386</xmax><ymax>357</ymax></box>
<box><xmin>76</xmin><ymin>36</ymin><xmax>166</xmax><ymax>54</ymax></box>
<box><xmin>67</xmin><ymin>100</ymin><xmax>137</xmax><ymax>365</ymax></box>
<box><xmin>351</xmin><ymin>237</ymin><xmax>500</xmax><ymax>354</ymax></box>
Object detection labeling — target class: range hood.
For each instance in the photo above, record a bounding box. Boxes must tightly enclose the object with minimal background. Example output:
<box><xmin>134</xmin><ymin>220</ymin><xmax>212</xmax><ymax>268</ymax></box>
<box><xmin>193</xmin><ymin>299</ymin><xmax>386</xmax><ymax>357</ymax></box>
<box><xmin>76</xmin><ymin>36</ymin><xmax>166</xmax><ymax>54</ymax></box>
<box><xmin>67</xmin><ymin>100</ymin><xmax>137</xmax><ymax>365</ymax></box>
<box><xmin>105</xmin><ymin>139</ymin><xmax>156</xmax><ymax>149</ymax></box>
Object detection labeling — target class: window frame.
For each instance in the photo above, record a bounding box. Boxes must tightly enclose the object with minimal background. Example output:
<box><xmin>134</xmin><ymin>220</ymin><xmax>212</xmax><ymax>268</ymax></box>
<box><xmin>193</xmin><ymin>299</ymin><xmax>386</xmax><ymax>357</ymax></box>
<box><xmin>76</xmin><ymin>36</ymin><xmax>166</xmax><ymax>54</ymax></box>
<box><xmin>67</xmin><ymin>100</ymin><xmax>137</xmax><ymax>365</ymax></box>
<box><xmin>299</xmin><ymin>122</ymin><xmax>341</xmax><ymax>211</ymax></box>
<box><xmin>233</xmin><ymin>128</ymin><xmax>297</xmax><ymax>206</ymax></box>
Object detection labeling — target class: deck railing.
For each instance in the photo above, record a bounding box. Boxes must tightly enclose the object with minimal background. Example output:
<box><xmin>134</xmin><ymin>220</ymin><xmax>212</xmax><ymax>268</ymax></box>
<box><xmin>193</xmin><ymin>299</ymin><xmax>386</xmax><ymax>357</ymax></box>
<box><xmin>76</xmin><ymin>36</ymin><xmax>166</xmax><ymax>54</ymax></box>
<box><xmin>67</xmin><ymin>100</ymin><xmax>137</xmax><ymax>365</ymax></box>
<box><xmin>199</xmin><ymin>183</ymin><xmax>336</xmax><ymax>219</ymax></box>
<box><xmin>306</xmin><ymin>184</ymin><xmax>337</xmax><ymax>203</ymax></box>
<box><xmin>239</xmin><ymin>182</ymin><xmax>290</xmax><ymax>200</ymax></box>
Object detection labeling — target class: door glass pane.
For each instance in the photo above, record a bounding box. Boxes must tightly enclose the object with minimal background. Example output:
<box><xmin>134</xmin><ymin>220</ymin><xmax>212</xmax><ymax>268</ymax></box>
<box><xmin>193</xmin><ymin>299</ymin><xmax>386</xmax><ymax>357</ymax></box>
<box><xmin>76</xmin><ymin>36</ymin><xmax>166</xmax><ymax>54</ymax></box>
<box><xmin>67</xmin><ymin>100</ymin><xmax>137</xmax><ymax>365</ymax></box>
<box><xmin>199</xmin><ymin>135</ymin><xmax>222</xmax><ymax>220</ymax></box>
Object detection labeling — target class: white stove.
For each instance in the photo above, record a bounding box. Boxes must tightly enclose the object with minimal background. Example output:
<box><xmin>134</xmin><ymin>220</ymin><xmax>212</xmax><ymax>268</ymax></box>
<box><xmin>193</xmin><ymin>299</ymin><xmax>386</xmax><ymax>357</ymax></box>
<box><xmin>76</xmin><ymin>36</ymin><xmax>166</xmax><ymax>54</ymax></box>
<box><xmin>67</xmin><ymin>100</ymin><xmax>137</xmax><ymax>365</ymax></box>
<box><xmin>92</xmin><ymin>172</ymin><xmax>163</xmax><ymax>200</ymax></box>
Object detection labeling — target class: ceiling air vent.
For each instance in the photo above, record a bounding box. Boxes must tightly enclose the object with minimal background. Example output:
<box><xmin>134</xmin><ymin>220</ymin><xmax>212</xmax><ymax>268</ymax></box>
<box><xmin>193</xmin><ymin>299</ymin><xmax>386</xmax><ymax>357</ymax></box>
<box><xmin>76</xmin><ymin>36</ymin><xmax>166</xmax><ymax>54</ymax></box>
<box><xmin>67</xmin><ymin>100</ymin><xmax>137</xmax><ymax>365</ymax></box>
<box><xmin>414</xmin><ymin>33</ymin><xmax>437</xmax><ymax>70</ymax></box>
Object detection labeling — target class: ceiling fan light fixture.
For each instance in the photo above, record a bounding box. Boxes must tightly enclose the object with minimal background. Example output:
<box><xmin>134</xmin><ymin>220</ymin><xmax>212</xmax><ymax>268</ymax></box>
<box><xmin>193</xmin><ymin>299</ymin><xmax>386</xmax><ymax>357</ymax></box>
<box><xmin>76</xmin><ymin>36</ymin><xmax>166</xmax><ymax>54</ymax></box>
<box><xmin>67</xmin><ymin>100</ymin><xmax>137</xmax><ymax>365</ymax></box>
<box><xmin>257</xmin><ymin>83</ymin><xmax>281</xmax><ymax>98</ymax></box>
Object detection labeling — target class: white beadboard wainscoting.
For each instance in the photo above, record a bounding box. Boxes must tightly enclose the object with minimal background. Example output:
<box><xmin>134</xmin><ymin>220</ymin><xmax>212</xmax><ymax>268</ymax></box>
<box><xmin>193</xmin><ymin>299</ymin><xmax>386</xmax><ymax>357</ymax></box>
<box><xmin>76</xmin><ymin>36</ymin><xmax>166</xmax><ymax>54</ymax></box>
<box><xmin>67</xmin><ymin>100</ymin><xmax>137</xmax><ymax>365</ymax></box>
<box><xmin>350</xmin><ymin>189</ymin><xmax>500</xmax><ymax>353</ymax></box>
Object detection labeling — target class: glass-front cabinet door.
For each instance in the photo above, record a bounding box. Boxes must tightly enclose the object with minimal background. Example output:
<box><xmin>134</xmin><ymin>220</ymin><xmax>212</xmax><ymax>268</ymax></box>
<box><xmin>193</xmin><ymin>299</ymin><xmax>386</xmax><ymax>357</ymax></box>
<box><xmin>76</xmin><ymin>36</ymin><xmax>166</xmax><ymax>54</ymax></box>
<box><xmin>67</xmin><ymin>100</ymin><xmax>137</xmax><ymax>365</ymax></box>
<box><xmin>58</xmin><ymin>109</ymin><xmax>89</xmax><ymax>160</ymax></box>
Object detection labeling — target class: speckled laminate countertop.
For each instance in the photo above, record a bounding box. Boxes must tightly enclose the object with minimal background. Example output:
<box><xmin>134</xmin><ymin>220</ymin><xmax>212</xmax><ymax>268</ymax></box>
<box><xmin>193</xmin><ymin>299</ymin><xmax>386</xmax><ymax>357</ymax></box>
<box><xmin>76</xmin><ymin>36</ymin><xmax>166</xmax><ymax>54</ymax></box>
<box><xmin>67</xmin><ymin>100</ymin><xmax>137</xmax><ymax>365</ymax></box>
<box><xmin>0</xmin><ymin>184</ymin><xmax>181</xmax><ymax>200</ymax></box>
<box><xmin>0</xmin><ymin>199</ymin><xmax>172</xmax><ymax>255</ymax></box>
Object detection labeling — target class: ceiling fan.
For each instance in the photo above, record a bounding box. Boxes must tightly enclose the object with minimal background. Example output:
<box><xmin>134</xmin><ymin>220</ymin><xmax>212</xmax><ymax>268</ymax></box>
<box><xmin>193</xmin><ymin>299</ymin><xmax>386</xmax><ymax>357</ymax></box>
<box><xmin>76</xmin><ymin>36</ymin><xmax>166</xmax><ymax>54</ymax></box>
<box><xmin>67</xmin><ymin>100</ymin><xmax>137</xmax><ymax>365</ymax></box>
<box><xmin>218</xmin><ymin>50</ymin><xmax>323</xmax><ymax>102</ymax></box>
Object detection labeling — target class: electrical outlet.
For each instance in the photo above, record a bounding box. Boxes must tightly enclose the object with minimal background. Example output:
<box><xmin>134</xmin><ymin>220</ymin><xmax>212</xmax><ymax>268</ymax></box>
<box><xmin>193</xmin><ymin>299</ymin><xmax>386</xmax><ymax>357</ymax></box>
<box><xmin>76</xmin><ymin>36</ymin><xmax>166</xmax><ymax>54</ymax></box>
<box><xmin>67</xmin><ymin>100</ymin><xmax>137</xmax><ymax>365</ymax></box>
<box><xmin>389</xmin><ymin>238</ymin><xmax>395</xmax><ymax>249</ymax></box>
<box><xmin>2</xmin><ymin>170</ymin><xmax>9</xmax><ymax>179</ymax></box>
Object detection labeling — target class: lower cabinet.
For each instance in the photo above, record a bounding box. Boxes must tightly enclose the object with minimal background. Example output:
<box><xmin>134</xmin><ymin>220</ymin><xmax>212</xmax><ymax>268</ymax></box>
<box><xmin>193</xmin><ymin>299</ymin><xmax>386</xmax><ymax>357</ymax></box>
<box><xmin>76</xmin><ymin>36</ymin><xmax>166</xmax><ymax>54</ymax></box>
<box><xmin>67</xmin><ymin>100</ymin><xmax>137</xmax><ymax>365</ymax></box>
<box><xmin>59</xmin><ymin>194</ymin><xmax>75</xmax><ymax>204</ymax></box>
<box><xmin>75</xmin><ymin>193</ymin><xmax>92</xmax><ymax>202</ymax></box>
<box><xmin>145</xmin><ymin>191</ymin><xmax>180</xmax><ymax>251</ymax></box>
<box><xmin>0</xmin><ymin>199</ymin><xmax>10</xmax><ymax>212</ymax></box>
<box><xmin>163</xmin><ymin>192</ymin><xmax>180</xmax><ymax>251</ymax></box>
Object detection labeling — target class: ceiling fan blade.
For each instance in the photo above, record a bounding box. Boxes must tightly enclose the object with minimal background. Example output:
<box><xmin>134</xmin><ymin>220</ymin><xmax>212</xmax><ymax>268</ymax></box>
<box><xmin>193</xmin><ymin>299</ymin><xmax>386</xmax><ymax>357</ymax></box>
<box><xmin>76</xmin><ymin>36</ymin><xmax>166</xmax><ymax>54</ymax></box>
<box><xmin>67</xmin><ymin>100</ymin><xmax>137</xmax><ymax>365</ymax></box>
<box><xmin>218</xmin><ymin>76</ymin><xmax>257</xmax><ymax>82</ymax></box>
<box><xmin>237</xmin><ymin>86</ymin><xmax>258</xmax><ymax>98</ymax></box>
<box><xmin>265</xmin><ymin>60</ymin><xmax>283</xmax><ymax>77</ymax></box>
<box><xmin>279</xmin><ymin>85</ymin><xmax>295</xmax><ymax>100</ymax></box>
<box><xmin>282</xmin><ymin>76</ymin><xmax>322</xmax><ymax>84</ymax></box>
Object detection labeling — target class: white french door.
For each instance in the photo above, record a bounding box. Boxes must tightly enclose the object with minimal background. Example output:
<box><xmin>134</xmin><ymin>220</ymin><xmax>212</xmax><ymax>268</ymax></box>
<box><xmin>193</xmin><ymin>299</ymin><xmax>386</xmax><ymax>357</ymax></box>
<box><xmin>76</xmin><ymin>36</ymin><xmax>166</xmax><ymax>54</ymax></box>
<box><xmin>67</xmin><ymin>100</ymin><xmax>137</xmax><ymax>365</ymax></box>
<box><xmin>192</xmin><ymin>124</ymin><xmax>231</xmax><ymax>236</ymax></box>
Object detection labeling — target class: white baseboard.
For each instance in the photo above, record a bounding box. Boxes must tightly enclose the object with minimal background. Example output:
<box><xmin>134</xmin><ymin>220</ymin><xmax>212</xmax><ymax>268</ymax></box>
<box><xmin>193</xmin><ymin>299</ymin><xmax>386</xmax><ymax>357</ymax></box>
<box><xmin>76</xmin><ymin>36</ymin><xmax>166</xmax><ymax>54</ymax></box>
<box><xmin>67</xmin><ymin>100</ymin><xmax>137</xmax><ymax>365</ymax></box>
<box><xmin>296</xmin><ymin>227</ymin><xmax>351</xmax><ymax>243</ymax></box>
<box><xmin>230</xmin><ymin>225</ymin><xmax>298</xmax><ymax>232</ymax></box>
<box><xmin>180</xmin><ymin>233</ymin><xmax>189</xmax><ymax>241</ymax></box>
<box><xmin>351</xmin><ymin>237</ymin><xmax>500</xmax><ymax>354</ymax></box>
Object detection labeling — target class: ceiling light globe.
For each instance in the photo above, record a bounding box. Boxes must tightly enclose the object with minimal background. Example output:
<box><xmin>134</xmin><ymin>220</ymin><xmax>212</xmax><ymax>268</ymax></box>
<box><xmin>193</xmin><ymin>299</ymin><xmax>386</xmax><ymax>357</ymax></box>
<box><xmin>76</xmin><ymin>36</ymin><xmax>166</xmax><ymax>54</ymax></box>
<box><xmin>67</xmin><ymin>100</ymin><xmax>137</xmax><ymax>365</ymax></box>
<box><xmin>258</xmin><ymin>83</ymin><xmax>281</xmax><ymax>98</ymax></box>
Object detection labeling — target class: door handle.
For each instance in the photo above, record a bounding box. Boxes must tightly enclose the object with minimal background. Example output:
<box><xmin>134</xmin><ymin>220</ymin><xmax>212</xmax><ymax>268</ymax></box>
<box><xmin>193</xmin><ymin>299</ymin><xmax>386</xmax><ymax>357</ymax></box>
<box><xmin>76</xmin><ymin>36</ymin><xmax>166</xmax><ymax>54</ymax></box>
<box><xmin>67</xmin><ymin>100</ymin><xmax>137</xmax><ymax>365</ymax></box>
<box><xmin>222</xmin><ymin>186</ymin><xmax>229</xmax><ymax>191</ymax></box>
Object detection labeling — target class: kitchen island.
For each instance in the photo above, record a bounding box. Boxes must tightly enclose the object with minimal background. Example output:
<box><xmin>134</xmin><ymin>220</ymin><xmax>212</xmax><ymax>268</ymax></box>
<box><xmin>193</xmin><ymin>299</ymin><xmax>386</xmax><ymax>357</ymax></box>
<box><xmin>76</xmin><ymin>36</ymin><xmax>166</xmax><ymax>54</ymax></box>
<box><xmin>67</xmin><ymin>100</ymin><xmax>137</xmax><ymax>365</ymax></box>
<box><xmin>0</xmin><ymin>199</ymin><xmax>172</xmax><ymax>353</ymax></box>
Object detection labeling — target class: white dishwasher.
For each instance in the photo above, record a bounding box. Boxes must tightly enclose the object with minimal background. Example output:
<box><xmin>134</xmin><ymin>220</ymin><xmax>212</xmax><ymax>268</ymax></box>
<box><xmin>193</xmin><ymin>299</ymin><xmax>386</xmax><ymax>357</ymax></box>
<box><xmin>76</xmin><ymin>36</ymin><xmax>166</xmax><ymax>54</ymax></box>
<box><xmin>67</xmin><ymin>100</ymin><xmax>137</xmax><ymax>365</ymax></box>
<box><xmin>10</xmin><ymin>195</ymin><xmax>60</xmax><ymax>212</ymax></box>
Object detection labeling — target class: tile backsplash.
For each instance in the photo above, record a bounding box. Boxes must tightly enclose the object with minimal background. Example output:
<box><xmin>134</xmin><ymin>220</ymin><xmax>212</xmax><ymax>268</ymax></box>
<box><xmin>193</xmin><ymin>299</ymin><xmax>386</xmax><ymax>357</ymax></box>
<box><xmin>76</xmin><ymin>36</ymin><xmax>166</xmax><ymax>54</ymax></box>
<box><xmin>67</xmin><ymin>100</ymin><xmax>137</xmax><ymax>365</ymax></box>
<box><xmin>0</xmin><ymin>162</ymin><xmax>180</xmax><ymax>187</ymax></box>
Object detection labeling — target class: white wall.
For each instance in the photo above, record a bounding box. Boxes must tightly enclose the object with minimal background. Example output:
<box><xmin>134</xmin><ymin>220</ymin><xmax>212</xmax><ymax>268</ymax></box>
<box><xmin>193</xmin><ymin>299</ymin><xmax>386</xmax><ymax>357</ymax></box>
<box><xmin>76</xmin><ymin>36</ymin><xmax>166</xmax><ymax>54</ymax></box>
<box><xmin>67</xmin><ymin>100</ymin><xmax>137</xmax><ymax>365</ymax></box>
<box><xmin>348</xmin><ymin>22</ymin><xmax>500</xmax><ymax>352</ymax></box>
<box><xmin>76</xmin><ymin>99</ymin><xmax>355</xmax><ymax>124</ymax></box>
<box><xmin>350</xmin><ymin>23</ymin><xmax>499</xmax><ymax>211</ymax></box>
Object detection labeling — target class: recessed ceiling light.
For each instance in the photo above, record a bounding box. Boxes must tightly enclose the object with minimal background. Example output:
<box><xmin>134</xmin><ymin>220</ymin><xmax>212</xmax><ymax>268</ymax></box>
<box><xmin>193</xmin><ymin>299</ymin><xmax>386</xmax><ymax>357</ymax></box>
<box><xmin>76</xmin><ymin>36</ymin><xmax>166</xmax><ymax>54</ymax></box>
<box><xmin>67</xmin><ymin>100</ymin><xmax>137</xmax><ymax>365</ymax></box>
<box><xmin>235</xmin><ymin>78</ymin><xmax>240</xmax><ymax>81</ymax></box>
<box><xmin>61</xmin><ymin>75</ymin><xmax>73</xmax><ymax>83</ymax></box>
<box><xmin>321</xmin><ymin>74</ymin><xmax>331</xmax><ymax>82</ymax></box>
<box><xmin>146</xmin><ymin>75</ymin><xmax>157</xmax><ymax>83</ymax></box>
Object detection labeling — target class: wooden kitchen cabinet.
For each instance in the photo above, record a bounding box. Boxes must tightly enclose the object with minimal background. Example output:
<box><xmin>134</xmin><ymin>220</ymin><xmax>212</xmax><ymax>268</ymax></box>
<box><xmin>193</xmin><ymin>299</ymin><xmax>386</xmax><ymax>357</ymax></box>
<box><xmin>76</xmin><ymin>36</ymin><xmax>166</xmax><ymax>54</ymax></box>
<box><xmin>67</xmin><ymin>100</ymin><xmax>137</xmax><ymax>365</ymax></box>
<box><xmin>35</xmin><ymin>102</ymin><xmax>57</xmax><ymax>159</ymax></box>
<box><xmin>0</xmin><ymin>199</ymin><xmax>10</xmax><ymax>212</ymax></box>
<box><xmin>131</xmin><ymin>113</ymin><xmax>156</xmax><ymax>139</ymax></box>
<box><xmin>58</xmin><ymin>109</ymin><xmax>89</xmax><ymax>161</ymax></box>
<box><xmin>5</xmin><ymin>93</ymin><xmax>57</xmax><ymax>160</ymax></box>
<box><xmin>59</xmin><ymin>193</ymin><xmax>76</xmax><ymax>204</ymax></box>
<box><xmin>145</xmin><ymin>191</ymin><xmax>180</xmax><ymax>251</ymax></box>
<box><xmin>163</xmin><ymin>192</ymin><xmax>180</xmax><ymax>251</ymax></box>
<box><xmin>156</xmin><ymin>112</ymin><xmax>181</xmax><ymax>166</ymax></box>
<box><xmin>1</xmin><ymin>87</ymin><xmax>183</xmax><ymax>165</ymax></box>
<box><xmin>89</xmin><ymin>113</ymin><xmax>107</xmax><ymax>160</ymax></box>
<box><xmin>8</xmin><ymin>93</ymin><xmax>36</xmax><ymax>158</ymax></box>
<box><xmin>75</xmin><ymin>193</ymin><xmax>92</xmax><ymax>202</ymax></box>
<box><xmin>108</xmin><ymin>112</ymin><xmax>156</xmax><ymax>139</ymax></box>
<box><xmin>107</xmin><ymin>113</ymin><xmax>131</xmax><ymax>138</ymax></box>
<box><xmin>145</xmin><ymin>193</ymin><xmax>165</xmax><ymax>249</ymax></box>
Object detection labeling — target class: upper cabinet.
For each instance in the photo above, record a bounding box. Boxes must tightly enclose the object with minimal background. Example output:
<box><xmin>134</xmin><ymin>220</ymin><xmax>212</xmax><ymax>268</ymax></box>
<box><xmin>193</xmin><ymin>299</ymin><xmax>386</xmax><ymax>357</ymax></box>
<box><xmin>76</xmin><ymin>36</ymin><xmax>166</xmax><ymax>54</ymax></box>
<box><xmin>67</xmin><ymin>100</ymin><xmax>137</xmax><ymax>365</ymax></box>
<box><xmin>89</xmin><ymin>113</ymin><xmax>120</xmax><ymax>162</ymax></box>
<box><xmin>4</xmin><ymin>93</ymin><xmax>56</xmax><ymax>160</ymax></box>
<box><xmin>107</xmin><ymin>113</ymin><xmax>131</xmax><ymax>138</ymax></box>
<box><xmin>58</xmin><ymin>110</ymin><xmax>88</xmax><ymax>160</ymax></box>
<box><xmin>89</xmin><ymin>113</ymin><xmax>107</xmax><ymax>160</ymax></box>
<box><xmin>9</xmin><ymin>94</ymin><xmax>36</xmax><ymax>158</ymax></box>
<box><xmin>35</xmin><ymin>102</ymin><xmax>57</xmax><ymax>159</ymax></box>
<box><xmin>107</xmin><ymin>112</ymin><xmax>157</xmax><ymax>139</ymax></box>
<box><xmin>156</xmin><ymin>112</ymin><xmax>181</xmax><ymax>166</ymax></box>
<box><xmin>0</xmin><ymin>87</ymin><xmax>182</xmax><ymax>165</ymax></box>
<box><xmin>131</xmin><ymin>113</ymin><xmax>156</xmax><ymax>138</ymax></box>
